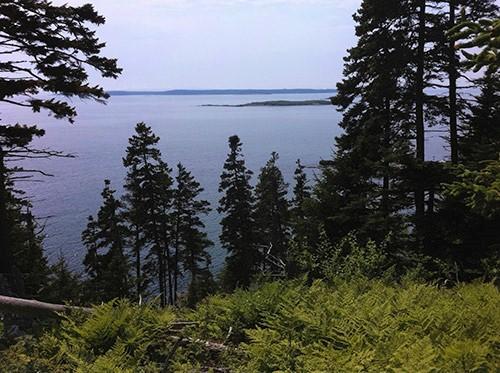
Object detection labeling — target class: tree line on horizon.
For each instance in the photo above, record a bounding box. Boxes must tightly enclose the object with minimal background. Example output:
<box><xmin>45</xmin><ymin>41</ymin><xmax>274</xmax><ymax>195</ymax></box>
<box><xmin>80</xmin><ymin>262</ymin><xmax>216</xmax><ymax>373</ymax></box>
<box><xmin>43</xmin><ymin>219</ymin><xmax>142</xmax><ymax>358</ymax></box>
<box><xmin>0</xmin><ymin>0</ymin><xmax>499</xmax><ymax>312</ymax></box>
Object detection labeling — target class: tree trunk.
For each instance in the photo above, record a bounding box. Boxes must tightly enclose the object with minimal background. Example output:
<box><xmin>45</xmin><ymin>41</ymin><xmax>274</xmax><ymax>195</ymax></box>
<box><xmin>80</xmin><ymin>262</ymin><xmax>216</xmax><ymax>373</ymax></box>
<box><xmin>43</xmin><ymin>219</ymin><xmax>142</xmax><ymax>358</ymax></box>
<box><xmin>415</xmin><ymin>0</ymin><xmax>426</xmax><ymax>249</ymax></box>
<box><xmin>134</xmin><ymin>228</ymin><xmax>142</xmax><ymax>300</ymax></box>
<box><xmin>0</xmin><ymin>148</ymin><xmax>13</xmax><ymax>291</ymax></box>
<box><xmin>173</xmin><ymin>219</ymin><xmax>180</xmax><ymax>305</ymax></box>
<box><xmin>161</xmin><ymin>219</ymin><xmax>174</xmax><ymax>306</ymax></box>
<box><xmin>448</xmin><ymin>0</ymin><xmax>458</xmax><ymax>164</ymax></box>
<box><xmin>0</xmin><ymin>294</ymin><xmax>91</xmax><ymax>317</ymax></box>
<box><xmin>382</xmin><ymin>97</ymin><xmax>391</xmax><ymax>222</ymax></box>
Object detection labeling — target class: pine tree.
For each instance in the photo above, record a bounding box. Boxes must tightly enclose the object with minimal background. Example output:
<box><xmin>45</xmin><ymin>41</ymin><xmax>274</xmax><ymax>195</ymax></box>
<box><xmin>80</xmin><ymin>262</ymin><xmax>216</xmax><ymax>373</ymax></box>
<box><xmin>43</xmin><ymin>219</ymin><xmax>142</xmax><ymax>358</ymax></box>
<box><xmin>173</xmin><ymin>163</ymin><xmax>214</xmax><ymax>306</ymax></box>
<box><xmin>290</xmin><ymin>159</ymin><xmax>313</xmax><ymax>240</ymax></box>
<box><xmin>288</xmin><ymin>160</ymin><xmax>316</xmax><ymax>276</ymax></box>
<box><xmin>318</xmin><ymin>0</ymin><xmax>414</xmax><ymax>247</ymax></box>
<box><xmin>122</xmin><ymin>168</ymin><xmax>147</xmax><ymax>300</ymax></box>
<box><xmin>254</xmin><ymin>152</ymin><xmax>290</xmax><ymax>267</ymax></box>
<box><xmin>459</xmin><ymin>71</ymin><xmax>500</xmax><ymax>164</ymax></box>
<box><xmin>432</xmin><ymin>70</ymin><xmax>500</xmax><ymax>279</ymax></box>
<box><xmin>82</xmin><ymin>180</ymin><xmax>130</xmax><ymax>302</ymax></box>
<box><xmin>218</xmin><ymin>135</ymin><xmax>257</xmax><ymax>290</ymax></box>
<box><xmin>0</xmin><ymin>1</ymin><xmax>120</xmax><ymax>292</ymax></box>
<box><xmin>44</xmin><ymin>256</ymin><xmax>83</xmax><ymax>305</ymax></box>
<box><xmin>291</xmin><ymin>159</ymin><xmax>311</xmax><ymax>214</ymax></box>
<box><xmin>122</xmin><ymin>123</ymin><xmax>174</xmax><ymax>306</ymax></box>
<box><xmin>12</xmin><ymin>207</ymin><xmax>50</xmax><ymax>298</ymax></box>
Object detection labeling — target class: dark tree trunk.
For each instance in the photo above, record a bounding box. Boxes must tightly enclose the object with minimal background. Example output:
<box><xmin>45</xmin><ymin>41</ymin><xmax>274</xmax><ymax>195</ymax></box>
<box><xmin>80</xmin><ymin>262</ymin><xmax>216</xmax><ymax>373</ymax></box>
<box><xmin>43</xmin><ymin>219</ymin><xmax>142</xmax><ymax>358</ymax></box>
<box><xmin>415</xmin><ymin>0</ymin><xmax>426</xmax><ymax>248</ymax></box>
<box><xmin>0</xmin><ymin>149</ymin><xmax>13</xmax><ymax>289</ymax></box>
<box><xmin>161</xmin><ymin>221</ymin><xmax>174</xmax><ymax>306</ymax></box>
<box><xmin>382</xmin><ymin>97</ymin><xmax>391</xmax><ymax>221</ymax></box>
<box><xmin>134</xmin><ymin>229</ymin><xmax>141</xmax><ymax>300</ymax></box>
<box><xmin>157</xmin><ymin>248</ymin><xmax>166</xmax><ymax>307</ymax></box>
<box><xmin>173</xmin><ymin>219</ymin><xmax>180</xmax><ymax>305</ymax></box>
<box><xmin>448</xmin><ymin>0</ymin><xmax>458</xmax><ymax>164</ymax></box>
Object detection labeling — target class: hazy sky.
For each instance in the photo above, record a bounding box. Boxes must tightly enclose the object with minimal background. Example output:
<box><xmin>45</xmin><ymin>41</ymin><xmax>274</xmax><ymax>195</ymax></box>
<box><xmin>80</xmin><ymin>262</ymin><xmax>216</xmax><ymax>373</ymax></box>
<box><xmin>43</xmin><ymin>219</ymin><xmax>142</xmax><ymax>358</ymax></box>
<box><xmin>61</xmin><ymin>0</ymin><xmax>361</xmax><ymax>90</ymax></box>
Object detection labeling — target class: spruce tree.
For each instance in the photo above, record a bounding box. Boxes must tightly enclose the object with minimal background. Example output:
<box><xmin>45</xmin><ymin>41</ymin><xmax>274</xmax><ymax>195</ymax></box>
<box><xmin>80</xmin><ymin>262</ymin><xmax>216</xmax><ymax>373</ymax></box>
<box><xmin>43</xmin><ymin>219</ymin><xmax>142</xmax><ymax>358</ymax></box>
<box><xmin>12</xmin><ymin>207</ymin><xmax>50</xmax><ymax>298</ymax></box>
<box><xmin>459</xmin><ymin>71</ymin><xmax>500</xmax><ymax>164</ymax></box>
<box><xmin>44</xmin><ymin>256</ymin><xmax>83</xmax><ymax>305</ymax></box>
<box><xmin>290</xmin><ymin>159</ymin><xmax>313</xmax><ymax>241</ymax></box>
<box><xmin>291</xmin><ymin>159</ymin><xmax>311</xmax><ymax>214</ymax></box>
<box><xmin>173</xmin><ymin>163</ymin><xmax>214</xmax><ymax>306</ymax></box>
<box><xmin>318</xmin><ymin>0</ymin><xmax>414</xmax><ymax>247</ymax></box>
<box><xmin>218</xmin><ymin>135</ymin><xmax>257</xmax><ymax>290</ymax></box>
<box><xmin>254</xmin><ymin>152</ymin><xmax>290</xmax><ymax>267</ymax></box>
<box><xmin>288</xmin><ymin>160</ymin><xmax>316</xmax><ymax>276</ymax></box>
<box><xmin>123</xmin><ymin>123</ymin><xmax>174</xmax><ymax>306</ymax></box>
<box><xmin>0</xmin><ymin>1</ymin><xmax>120</xmax><ymax>291</ymax></box>
<box><xmin>82</xmin><ymin>180</ymin><xmax>130</xmax><ymax>302</ymax></box>
<box><xmin>121</xmin><ymin>174</ymin><xmax>147</xmax><ymax>299</ymax></box>
<box><xmin>432</xmin><ymin>70</ymin><xmax>500</xmax><ymax>279</ymax></box>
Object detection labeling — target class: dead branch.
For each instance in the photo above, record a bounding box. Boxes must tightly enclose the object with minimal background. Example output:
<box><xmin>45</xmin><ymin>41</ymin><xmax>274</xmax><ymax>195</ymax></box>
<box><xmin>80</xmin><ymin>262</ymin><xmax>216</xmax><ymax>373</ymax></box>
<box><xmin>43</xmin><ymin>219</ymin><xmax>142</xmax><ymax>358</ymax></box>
<box><xmin>0</xmin><ymin>295</ymin><xmax>91</xmax><ymax>317</ymax></box>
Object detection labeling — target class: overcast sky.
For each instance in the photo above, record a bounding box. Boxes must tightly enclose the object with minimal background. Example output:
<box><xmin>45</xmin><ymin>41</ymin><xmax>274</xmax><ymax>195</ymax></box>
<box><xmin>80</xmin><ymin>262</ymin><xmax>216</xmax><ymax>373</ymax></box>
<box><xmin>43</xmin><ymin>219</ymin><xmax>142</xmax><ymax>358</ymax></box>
<box><xmin>61</xmin><ymin>0</ymin><xmax>361</xmax><ymax>90</ymax></box>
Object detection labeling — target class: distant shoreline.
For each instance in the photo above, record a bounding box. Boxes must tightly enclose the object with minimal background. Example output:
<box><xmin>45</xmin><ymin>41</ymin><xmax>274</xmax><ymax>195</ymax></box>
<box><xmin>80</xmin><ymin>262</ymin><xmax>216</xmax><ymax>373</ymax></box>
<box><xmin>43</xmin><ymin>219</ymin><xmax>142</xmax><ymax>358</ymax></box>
<box><xmin>201</xmin><ymin>99</ymin><xmax>332</xmax><ymax>107</ymax></box>
<box><xmin>108</xmin><ymin>89</ymin><xmax>337</xmax><ymax>96</ymax></box>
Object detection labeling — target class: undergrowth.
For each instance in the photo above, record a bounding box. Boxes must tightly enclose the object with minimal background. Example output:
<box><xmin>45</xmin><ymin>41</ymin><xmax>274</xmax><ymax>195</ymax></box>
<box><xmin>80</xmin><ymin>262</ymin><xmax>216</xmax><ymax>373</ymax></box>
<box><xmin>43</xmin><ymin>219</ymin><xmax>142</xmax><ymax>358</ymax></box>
<box><xmin>1</xmin><ymin>279</ymin><xmax>498</xmax><ymax>372</ymax></box>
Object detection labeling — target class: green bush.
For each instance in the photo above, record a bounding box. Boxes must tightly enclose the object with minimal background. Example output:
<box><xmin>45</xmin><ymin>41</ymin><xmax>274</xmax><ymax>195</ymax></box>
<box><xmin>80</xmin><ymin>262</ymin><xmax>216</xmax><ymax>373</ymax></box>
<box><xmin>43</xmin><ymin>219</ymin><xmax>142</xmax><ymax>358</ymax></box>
<box><xmin>1</xmin><ymin>280</ymin><xmax>499</xmax><ymax>372</ymax></box>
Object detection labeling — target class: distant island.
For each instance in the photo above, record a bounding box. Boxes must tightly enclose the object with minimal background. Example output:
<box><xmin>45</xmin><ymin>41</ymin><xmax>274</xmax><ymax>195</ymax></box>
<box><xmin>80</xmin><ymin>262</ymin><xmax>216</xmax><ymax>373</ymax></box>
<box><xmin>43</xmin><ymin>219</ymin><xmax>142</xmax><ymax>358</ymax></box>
<box><xmin>108</xmin><ymin>89</ymin><xmax>337</xmax><ymax>96</ymax></box>
<box><xmin>202</xmin><ymin>99</ymin><xmax>332</xmax><ymax>107</ymax></box>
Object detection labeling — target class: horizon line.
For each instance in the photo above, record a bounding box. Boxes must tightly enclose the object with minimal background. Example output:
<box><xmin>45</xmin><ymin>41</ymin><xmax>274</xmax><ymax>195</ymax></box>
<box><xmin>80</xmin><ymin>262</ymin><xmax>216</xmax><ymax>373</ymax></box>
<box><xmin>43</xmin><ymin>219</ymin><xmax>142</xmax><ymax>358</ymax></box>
<box><xmin>107</xmin><ymin>88</ymin><xmax>337</xmax><ymax>96</ymax></box>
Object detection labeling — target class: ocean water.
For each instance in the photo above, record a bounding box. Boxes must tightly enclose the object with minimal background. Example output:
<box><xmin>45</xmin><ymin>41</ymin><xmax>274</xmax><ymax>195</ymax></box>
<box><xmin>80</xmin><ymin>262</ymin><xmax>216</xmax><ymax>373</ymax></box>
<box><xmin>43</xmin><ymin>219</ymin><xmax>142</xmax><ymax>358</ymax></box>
<box><xmin>0</xmin><ymin>93</ymin><xmax>342</xmax><ymax>273</ymax></box>
<box><xmin>0</xmin><ymin>93</ymin><xmax>447</xmax><ymax>274</ymax></box>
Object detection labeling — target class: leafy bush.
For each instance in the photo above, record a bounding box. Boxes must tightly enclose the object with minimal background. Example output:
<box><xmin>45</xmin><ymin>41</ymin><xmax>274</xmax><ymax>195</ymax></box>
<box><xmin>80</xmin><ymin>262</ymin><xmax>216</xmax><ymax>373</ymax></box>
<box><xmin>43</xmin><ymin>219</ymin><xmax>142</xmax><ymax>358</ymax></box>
<box><xmin>1</xmin><ymin>281</ymin><xmax>499</xmax><ymax>372</ymax></box>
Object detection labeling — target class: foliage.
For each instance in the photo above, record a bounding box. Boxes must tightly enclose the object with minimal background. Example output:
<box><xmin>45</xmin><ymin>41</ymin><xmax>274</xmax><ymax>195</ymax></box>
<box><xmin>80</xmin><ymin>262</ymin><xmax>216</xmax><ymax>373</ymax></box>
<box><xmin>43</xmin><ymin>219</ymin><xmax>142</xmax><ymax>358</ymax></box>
<box><xmin>318</xmin><ymin>0</ymin><xmax>415</xmax><ymax>249</ymax></box>
<box><xmin>0</xmin><ymin>0</ymin><xmax>120</xmax><ymax>286</ymax></box>
<box><xmin>254</xmin><ymin>152</ymin><xmax>290</xmax><ymax>266</ymax></box>
<box><xmin>122</xmin><ymin>122</ymin><xmax>174</xmax><ymax>306</ymax></box>
<box><xmin>459</xmin><ymin>70</ymin><xmax>500</xmax><ymax>164</ymax></box>
<box><xmin>42</xmin><ymin>256</ymin><xmax>84</xmax><ymax>305</ymax></box>
<box><xmin>0</xmin><ymin>300</ymin><xmax>177</xmax><ymax>372</ymax></box>
<box><xmin>450</xmin><ymin>16</ymin><xmax>500</xmax><ymax>71</ymax></box>
<box><xmin>82</xmin><ymin>180</ymin><xmax>131</xmax><ymax>302</ymax></box>
<box><xmin>173</xmin><ymin>163</ymin><xmax>214</xmax><ymax>306</ymax></box>
<box><xmin>445</xmin><ymin>159</ymin><xmax>500</xmax><ymax>219</ymax></box>
<box><xmin>1</xmin><ymin>280</ymin><xmax>499</xmax><ymax>372</ymax></box>
<box><xmin>218</xmin><ymin>135</ymin><xmax>258</xmax><ymax>290</ymax></box>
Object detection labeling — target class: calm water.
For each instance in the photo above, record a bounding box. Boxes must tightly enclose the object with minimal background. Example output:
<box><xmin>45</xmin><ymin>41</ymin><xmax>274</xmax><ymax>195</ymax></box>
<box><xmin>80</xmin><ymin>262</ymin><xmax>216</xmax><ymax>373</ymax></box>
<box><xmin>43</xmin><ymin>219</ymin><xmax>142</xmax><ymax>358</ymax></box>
<box><xmin>0</xmin><ymin>94</ymin><xmax>342</xmax><ymax>273</ymax></box>
<box><xmin>0</xmin><ymin>93</ymin><xmax>448</xmax><ymax>274</ymax></box>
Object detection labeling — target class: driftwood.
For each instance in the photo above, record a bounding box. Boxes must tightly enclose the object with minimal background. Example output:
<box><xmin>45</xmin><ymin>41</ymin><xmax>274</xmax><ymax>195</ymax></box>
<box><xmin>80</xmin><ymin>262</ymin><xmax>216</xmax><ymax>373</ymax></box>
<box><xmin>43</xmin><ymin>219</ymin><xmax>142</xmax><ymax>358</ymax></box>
<box><xmin>0</xmin><ymin>295</ymin><xmax>91</xmax><ymax>317</ymax></box>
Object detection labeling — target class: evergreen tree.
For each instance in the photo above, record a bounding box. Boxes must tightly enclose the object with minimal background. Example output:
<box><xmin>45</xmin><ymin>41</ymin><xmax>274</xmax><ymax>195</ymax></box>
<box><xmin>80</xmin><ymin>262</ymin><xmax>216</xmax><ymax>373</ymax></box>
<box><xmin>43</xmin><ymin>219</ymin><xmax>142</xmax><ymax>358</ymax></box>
<box><xmin>123</xmin><ymin>123</ymin><xmax>174</xmax><ymax>306</ymax></box>
<box><xmin>173</xmin><ymin>163</ymin><xmax>214</xmax><ymax>306</ymax></box>
<box><xmin>291</xmin><ymin>159</ymin><xmax>311</xmax><ymax>214</ymax></box>
<box><xmin>432</xmin><ymin>70</ymin><xmax>500</xmax><ymax>279</ymax></box>
<box><xmin>122</xmin><ymin>167</ymin><xmax>148</xmax><ymax>300</ymax></box>
<box><xmin>218</xmin><ymin>135</ymin><xmax>257</xmax><ymax>290</ymax></box>
<box><xmin>44</xmin><ymin>256</ymin><xmax>83</xmax><ymax>305</ymax></box>
<box><xmin>254</xmin><ymin>152</ymin><xmax>290</xmax><ymax>267</ymax></box>
<box><xmin>0</xmin><ymin>1</ymin><xmax>120</xmax><ymax>292</ymax></box>
<box><xmin>459</xmin><ymin>71</ymin><xmax>500</xmax><ymax>164</ymax></box>
<box><xmin>318</xmin><ymin>0</ymin><xmax>414</xmax><ymax>247</ymax></box>
<box><xmin>12</xmin><ymin>207</ymin><xmax>50</xmax><ymax>298</ymax></box>
<box><xmin>288</xmin><ymin>160</ymin><xmax>316</xmax><ymax>276</ymax></box>
<box><xmin>82</xmin><ymin>180</ymin><xmax>130</xmax><ymax>302</ymax></box>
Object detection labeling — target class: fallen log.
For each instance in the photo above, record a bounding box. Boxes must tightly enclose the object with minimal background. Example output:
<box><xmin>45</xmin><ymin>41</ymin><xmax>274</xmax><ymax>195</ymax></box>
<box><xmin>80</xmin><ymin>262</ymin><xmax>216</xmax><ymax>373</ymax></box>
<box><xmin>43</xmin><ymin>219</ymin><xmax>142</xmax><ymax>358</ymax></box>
<box><xmin>0</xmin><ymin>295</ymin><xmax>91</xmax><ymax>317</ymax></box>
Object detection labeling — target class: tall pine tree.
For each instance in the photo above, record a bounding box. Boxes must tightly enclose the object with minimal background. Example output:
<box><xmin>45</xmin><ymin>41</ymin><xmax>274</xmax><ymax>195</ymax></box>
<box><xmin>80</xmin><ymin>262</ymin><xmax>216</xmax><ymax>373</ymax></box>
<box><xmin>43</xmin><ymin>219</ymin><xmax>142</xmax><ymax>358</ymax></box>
<box><xmin>82</xmin><ymin>180</ymin><xmax>130</xmax><ymax>302</ymax></box>
<box><xmin>122</xmin><ymin>123</ymin><xmax>174</xmax><ymax>306</ymax></box>
<box><xmin>173</xmin><ymin>163</ymin><xmax>213</xmax><ymax>306</ymax></box>
<box><xmin>318</xmin><ymin>0</ymin><xmax>414</xmax><ymax>248</ymax></box>
<box><xmin>218</xmin><ymin>135</ymin><xmax>257</xmax><ymax>290</ymax></box>
<box><xmin>254</xmin><ymin>152</ymin><xmax>290</xmax><ymax>268</ymax></box>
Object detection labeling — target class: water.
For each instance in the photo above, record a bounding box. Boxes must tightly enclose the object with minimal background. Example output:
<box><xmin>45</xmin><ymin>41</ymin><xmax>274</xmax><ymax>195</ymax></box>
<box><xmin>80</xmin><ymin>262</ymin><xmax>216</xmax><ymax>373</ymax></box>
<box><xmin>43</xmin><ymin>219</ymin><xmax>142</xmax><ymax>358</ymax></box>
<box><xmin>0</xmin><ymin>93</ymin><xmax>342</xmax><ymax>274</ymax></box>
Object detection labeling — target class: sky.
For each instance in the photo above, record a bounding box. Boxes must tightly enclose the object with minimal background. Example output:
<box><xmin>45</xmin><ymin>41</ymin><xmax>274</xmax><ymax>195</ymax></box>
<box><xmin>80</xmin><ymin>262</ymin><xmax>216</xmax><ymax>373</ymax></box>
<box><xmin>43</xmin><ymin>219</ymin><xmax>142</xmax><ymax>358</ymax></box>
<box><xmin>60</xmin><ymin>0</ymin><xmax>361</xmax><ymax>90</ymax></box>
